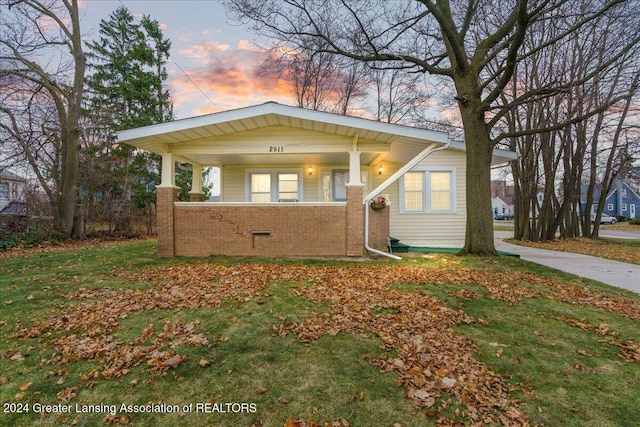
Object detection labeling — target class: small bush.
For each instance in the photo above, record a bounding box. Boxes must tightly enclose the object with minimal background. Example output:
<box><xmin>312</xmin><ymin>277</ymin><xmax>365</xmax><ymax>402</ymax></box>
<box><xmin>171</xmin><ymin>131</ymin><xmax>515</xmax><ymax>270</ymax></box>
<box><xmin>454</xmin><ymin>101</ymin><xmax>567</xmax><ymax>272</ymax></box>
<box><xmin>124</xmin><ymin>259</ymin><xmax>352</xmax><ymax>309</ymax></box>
<box><xmin>0</xmin><ymin>217</ymin><xmax>63</xmax><ymax>252</ymax></box>
<box><xmin>629</xmin><ymin>217</ymin><xmax>640</xmax><ymax>225</ymax></box>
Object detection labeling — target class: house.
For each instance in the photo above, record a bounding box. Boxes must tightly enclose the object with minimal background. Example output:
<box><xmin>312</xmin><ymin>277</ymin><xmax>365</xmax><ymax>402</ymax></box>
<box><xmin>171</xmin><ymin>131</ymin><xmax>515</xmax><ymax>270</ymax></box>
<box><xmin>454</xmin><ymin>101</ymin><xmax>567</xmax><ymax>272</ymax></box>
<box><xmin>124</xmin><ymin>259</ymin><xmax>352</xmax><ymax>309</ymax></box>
<box><xmin>492</xmin><ymin>196</ymin><xmax>512</xmax><ymax>219</ymax></box>
<box><xmin>490</xmin><ymin>180</ymin><xmax>514</xmax><ymax>218</ymax></box>
<box><xmin>117</xmin><ymin>102</ymin><xmax>516</xmax><ymax>258</ymax></box>
<box><xmin>581</xmin><ymin>180</ymin><xmax>640</xmax><ymax>220</ymax></box>
<box><xmin>0</xmin><ymin>169</ymin><xmax>26</xmax><ymax>213</ymax></box>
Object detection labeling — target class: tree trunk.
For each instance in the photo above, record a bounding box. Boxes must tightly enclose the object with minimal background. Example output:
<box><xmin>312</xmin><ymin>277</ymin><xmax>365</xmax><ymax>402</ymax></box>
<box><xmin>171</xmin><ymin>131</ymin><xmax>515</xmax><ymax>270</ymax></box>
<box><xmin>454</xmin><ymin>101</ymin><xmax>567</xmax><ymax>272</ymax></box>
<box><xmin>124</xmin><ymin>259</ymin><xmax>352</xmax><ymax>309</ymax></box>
<box><xmin>458</xmin><ymin>99</ymin><xmax>497</xmax><ymax>255</ymax></box>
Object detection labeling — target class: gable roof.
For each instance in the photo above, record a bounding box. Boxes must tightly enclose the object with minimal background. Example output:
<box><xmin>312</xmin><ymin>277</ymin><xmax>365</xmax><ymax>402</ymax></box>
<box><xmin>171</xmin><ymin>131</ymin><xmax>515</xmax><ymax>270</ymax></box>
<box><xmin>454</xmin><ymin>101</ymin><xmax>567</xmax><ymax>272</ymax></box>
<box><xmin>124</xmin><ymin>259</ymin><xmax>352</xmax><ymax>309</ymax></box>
<box><xmin>117</xmin><ymin>102</ymin><xmax>517</xmax><ymax>166</ymax></box>
<box><xmin>0</xmin><ymin>169</ymin><xmax>25</xmax><ymax>182</ymax></box>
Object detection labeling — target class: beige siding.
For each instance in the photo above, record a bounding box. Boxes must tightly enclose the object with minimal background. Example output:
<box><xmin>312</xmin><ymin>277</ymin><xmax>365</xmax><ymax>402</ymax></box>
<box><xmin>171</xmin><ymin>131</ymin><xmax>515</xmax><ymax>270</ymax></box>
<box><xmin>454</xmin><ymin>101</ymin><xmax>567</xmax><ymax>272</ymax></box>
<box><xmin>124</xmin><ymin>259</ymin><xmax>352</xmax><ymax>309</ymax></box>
<box><xmin>374</xmin><ymin>150</ymin><xmax>467</xmax><ymax>248</ymax></box>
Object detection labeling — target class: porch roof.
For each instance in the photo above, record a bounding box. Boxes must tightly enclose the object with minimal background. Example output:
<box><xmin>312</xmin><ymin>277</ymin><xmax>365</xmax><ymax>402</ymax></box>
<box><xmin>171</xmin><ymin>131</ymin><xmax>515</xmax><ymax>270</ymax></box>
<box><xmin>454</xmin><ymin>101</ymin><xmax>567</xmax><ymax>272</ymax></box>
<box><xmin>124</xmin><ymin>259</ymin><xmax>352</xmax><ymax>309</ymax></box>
<box><xmin>116</xmin><ymin>102</ymin><xmax>516</xmax><ymax>166</ymax></box>
<box><xmin>117</xmin><ymin>102</ymin><xmax>451</xmax><ymax>165</ymax></box>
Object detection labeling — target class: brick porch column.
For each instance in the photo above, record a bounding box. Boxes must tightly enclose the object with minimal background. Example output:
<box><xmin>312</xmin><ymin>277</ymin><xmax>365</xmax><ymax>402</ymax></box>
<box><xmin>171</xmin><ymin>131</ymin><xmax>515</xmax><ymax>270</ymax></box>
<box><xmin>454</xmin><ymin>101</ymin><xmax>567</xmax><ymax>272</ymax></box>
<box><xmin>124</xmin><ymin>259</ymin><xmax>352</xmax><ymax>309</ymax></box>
<box><xmin>346</xmin><ymin>184</ymin><xmax>365</xmax><ymax>256</ymax></box>
<box><xmin>157</xmin><ymin>186</ymin><xmax>179</xmax><ymax>257</ymax></box>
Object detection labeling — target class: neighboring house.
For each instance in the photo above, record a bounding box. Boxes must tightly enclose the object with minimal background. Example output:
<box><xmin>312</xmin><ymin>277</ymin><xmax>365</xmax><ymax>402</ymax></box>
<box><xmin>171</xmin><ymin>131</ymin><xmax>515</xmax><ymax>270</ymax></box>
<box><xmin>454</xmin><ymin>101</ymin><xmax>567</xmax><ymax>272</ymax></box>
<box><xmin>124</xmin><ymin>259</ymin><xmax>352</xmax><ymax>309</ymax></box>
<box><xmin>117</xmin><ymin>102</ymin><xmax>516</xmax><ymax>257</ymax></box>
<box><xmin>492</xmin><ymin>196</ymin><xmax>512</xmax><ymax>218</ymax></box>
<box><xmin>580</xmin><ymin>180</ymin><xmax>640</xmax><ymax>220</ymax></box>
<box><xmin>491</xmin><ymin>180</ymin><xmax>514</xmax><ymax>218</ymax></box>
<box><xmin>0</xmin><ymin>169</ymin><xmax>26</xmax><ymax>213</ymax></box>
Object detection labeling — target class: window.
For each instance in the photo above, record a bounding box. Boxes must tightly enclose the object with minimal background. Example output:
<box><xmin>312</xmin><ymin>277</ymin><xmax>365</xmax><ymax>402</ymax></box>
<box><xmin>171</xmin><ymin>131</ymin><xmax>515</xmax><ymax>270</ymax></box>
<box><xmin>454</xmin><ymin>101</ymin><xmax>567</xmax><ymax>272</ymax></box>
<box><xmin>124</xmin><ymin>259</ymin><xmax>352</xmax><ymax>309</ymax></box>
<box><xmin>0</xmin><ymin>183</ymin><xmax>9</xmax><ymax>199</ymax></box>
<box><xmin>400</xmin><ymin>168</ymin><xmax>456</xmax><ymax>213</ymax></box>
<box><xmin>277</xmin><ymin>173</ymin><xmax>299</xmax><ymax>201</ymax></box>
<box><xmin>622</xmin><ymin>203</ymin><xmax>627</xmax><ymax>212</ymax></box>
<box><xmin>250</xmin><ymin>173</ymin><xmax>271</xmax><ymax>202</ymax></box>
<box><xmin>607</xmin><ymin>203</ymin><xmax>614</xmax><ymax>211</ymax></box>
<box><xmin>321</xmin><ymin>169</ymin><xmax>369</xmax><ymax>202</ymax></box>
<box><xmin>622</xmin><ymin>188</ymin><xmax>627</xmax><ymax>197</ymax></box>
<box><xmin>246</xmin><ymin>170</ymin><xmax>302</xmax><ymax>202</ymax></box>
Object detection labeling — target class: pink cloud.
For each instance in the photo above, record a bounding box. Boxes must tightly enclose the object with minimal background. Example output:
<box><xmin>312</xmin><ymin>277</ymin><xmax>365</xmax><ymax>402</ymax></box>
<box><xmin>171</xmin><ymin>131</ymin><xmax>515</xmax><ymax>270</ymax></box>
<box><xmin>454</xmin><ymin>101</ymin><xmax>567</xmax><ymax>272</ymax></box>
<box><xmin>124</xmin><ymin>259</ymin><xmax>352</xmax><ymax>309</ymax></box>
<box><xmin>170</xmin><ymin>38</ymin><xmax>294</xmax><ymax>115</ymax></box>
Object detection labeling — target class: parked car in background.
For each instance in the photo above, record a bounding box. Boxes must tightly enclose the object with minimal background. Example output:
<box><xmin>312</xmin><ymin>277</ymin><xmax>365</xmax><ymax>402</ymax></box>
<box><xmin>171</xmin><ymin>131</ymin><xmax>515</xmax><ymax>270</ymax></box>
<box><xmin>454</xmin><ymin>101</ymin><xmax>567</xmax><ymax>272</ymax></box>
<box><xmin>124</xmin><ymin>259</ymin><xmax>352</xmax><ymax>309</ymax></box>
<box><xmin>590</xmin><ymin>213</ymin><xmax>617</xmax><ymax>224</ymax></box>
<box><xmin>495</xmin><ymin>213</ymin><xmax>514</xmax><ymax>220</ymax></box>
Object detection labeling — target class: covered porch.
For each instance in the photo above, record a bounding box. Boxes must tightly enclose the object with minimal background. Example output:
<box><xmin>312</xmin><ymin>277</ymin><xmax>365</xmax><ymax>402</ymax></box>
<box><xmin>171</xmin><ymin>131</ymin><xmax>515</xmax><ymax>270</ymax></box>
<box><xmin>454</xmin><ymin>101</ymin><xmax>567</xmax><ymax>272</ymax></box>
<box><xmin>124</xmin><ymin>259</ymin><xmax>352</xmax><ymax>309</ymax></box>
<box><xmin>117</xmin><ymin>102</ymin><xmax>450</xmax><ymax>257</ymax></box>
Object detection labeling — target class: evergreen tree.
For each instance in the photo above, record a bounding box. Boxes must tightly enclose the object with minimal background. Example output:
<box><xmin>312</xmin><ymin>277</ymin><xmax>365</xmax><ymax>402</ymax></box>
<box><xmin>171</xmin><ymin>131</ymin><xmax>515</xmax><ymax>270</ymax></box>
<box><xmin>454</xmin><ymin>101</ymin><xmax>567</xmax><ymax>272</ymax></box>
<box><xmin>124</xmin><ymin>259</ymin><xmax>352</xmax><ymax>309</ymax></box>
<box><xmin>82</xmin><ymin>6</ymin><xmax>173</xmax><ymax>235</ymax></box>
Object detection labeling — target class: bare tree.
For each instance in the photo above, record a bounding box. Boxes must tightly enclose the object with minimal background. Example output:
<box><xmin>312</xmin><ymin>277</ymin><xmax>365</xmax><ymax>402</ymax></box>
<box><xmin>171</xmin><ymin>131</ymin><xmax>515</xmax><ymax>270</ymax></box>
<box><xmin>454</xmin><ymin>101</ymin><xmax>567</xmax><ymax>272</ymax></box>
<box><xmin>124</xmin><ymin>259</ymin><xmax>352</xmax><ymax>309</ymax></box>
<box><xmin>257</xmin><ymin>44</ymin><xmax>368</xmax><ymax>114</ymax></box>
<box><xmin>500</xmin><ymin>4</ymin><xmax>640</xmax><ymax>242</ymax></box>
<box><xmin>368</xmin><ymin>66</ymin><xmax>431</xmax><ymax>124</ymax></box>
<box><xmin>0</xmin><ymin>0</ymin><xmax>85</xmax><ymax>237</ymax></box>
<box><xmin>226</xmin><ymin>0</ymin><xmax>639</xmax><ymax>255</ymax></box>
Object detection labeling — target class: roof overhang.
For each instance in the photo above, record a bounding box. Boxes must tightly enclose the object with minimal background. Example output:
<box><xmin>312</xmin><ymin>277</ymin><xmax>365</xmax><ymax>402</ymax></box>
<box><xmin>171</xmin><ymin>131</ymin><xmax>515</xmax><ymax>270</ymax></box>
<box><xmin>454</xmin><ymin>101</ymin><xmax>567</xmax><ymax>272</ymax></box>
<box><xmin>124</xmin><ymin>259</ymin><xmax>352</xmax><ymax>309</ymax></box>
<box><xmin>116</xmin><ymin>102</ymin><xmax>450</xmax><ymax>166</ymax></box>
<box><xmin>116</xmin><ymin>102</ymin><xmax>517</xmax><ymax>166</ymax></box>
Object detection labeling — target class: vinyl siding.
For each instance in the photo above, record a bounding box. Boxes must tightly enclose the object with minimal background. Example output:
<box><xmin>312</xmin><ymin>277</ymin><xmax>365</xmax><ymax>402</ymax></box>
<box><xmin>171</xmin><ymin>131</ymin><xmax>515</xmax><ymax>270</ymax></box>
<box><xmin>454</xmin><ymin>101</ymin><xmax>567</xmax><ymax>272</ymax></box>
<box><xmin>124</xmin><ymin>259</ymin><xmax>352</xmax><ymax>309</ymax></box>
<box><xmin>382</xmin><ymin>150</ymin><xmax>467</xmax><ymax>248</ymax></box>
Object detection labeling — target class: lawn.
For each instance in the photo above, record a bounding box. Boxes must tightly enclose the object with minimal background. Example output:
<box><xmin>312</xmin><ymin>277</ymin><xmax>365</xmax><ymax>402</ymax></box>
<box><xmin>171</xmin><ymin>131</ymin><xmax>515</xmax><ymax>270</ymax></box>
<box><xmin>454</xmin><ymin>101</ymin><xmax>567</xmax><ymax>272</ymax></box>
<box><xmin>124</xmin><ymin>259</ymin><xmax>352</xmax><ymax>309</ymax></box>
<box><xmin>1</xmin><ymin>240</ymin><xmax>639</xmax><ymax>426</ymax></box>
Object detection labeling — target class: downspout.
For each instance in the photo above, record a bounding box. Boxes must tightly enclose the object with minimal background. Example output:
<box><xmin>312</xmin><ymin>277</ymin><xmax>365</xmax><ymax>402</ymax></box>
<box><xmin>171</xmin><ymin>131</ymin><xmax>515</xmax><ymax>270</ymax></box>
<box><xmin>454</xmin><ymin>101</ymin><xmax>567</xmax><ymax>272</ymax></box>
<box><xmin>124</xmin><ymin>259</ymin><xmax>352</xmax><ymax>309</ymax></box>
<box><xmin>364</xmin><ymin>138</ymin><xmax>452</xmax><ymax>259</ymax></box>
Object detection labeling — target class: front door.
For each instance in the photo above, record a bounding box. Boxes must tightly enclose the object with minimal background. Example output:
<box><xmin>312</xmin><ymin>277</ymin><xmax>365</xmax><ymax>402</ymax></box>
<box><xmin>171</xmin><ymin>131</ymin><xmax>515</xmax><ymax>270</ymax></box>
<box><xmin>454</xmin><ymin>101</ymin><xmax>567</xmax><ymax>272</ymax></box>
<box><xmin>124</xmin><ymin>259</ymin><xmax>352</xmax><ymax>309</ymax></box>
<box><xmin>631</xmin><ymin>203</ymin><xmax>636</xmax><ymax>219</ymax></box>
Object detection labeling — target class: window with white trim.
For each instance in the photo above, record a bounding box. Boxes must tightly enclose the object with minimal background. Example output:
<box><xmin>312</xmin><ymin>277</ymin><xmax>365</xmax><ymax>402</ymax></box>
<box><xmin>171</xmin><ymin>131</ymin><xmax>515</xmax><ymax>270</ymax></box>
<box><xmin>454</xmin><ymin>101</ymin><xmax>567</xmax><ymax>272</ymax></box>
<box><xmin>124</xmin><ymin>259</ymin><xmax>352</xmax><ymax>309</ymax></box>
<box><xmin>246</xmin><ymin>169</ymin><xmax>302</xmax><ymax>202</ymax></box>
<box><xmin>607</xmin><ymin>203</ymin><xmax>614</xmax><ymax>211</ymax></box>
<box><xmin>400</xmin><ymin>168</ymin><xmax>456</xmax><ymax>213</ymax></box>
<box><xmin>623</xmin><ymin>203</ymin><xmax>627</xmax><ymax>212</ymax></box>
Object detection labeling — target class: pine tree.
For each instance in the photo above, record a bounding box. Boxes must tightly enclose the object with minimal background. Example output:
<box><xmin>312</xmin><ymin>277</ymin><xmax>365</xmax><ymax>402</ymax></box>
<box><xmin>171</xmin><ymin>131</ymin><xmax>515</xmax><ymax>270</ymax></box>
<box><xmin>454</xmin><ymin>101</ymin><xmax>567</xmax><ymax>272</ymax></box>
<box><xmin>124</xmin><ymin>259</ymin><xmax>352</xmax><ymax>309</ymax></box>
<box><xmin>82</xmin><ymin>6</ymin><xmax>173</xmax><ymax>235</ymax></box>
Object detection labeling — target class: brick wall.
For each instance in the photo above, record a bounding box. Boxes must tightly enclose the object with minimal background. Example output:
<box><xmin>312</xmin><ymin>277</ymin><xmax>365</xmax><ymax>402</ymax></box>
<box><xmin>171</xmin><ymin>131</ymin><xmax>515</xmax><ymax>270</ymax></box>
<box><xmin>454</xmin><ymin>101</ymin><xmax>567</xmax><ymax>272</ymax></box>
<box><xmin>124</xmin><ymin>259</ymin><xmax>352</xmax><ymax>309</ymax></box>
<box><xmin>346</xmin><ymin>185</ymin><xmax>365</xmax><ymax>256</ymax></box>
<box><xmin>368</xmin><ymin>204</ymin><xmax>390</xmax><ymax>251</ymax></box>
<box><xmin>157</xmin><ymin>187</ymin><xmax>179</xmax><ymax>257</ymax></box>
<box><xmin>173</xmin><ymin>204</ymin><xmax>348</xmax><ymax>257</ymax></box>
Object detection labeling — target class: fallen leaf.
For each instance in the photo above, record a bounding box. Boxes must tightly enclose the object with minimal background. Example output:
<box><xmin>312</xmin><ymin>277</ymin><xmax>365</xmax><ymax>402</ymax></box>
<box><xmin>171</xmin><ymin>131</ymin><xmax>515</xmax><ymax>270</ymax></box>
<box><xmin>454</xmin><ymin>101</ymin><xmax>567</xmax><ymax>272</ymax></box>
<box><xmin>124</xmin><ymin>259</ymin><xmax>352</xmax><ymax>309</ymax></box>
<box><xmin>19</xmin><ymin>381</ymin><xmax>32</xmax><ymax>391</ymax></box>
<box><xmin>0</xmin><ymin>376</ymin><xmax>8</xmax><ymax>384</ymax></box>
<box><xmin>576</xmin><ymin>349</ymin><xmax>592</xmax><ymax>357</ymax></box>
<box><xmin>9</xmin><ymin>353</ymin><xmax>24</xmax><ymax>361</ymax></box>
<box><xmin>257</xmin><ymin>386</ymin><xmax>267</xmax><ymax>394</ymax></box>
<box><xmin>199</xmin><ymin>359</ymin><xmax>211</xmax><ymax>367</ymax></box>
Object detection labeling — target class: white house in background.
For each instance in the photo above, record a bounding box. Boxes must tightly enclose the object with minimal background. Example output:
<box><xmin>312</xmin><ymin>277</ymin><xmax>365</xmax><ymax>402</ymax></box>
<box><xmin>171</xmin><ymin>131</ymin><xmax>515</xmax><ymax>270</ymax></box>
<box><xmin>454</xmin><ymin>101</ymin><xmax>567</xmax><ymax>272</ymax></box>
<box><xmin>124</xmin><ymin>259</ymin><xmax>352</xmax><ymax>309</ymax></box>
<box><xmin>0</xmin><ymin>169</ymin><xmax>26</xmax><ymax>213</ymax></box>
<box><xmin>492</xmin><ymin>196</ymin><xmax>512</xmax><ymax>218</ymax></box>
<box><xmin>117</xmin><ymin>102</ymin><xmax>516</xmax><ymax>258</ymax></box>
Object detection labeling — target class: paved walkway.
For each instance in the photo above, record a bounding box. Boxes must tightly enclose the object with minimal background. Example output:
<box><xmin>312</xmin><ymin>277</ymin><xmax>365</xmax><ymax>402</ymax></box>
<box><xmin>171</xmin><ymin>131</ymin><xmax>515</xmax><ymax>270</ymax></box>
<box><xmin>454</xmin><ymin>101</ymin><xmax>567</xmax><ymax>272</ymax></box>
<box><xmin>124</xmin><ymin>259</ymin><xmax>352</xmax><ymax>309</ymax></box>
<box><xmin>494</xmin><ymin>232</ymin><xmax>640</xmax><ymax>294</ymax></box>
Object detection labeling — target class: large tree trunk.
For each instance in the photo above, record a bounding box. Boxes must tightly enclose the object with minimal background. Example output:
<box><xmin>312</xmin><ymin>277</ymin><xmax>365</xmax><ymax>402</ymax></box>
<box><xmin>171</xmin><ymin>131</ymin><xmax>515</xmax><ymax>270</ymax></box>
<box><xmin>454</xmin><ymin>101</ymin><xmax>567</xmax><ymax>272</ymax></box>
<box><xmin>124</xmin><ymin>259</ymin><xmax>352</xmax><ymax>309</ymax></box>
<box><xmin>457</xmin><ymin>97</ymin><xmax>497</xmax><ymax>255</ymax></box>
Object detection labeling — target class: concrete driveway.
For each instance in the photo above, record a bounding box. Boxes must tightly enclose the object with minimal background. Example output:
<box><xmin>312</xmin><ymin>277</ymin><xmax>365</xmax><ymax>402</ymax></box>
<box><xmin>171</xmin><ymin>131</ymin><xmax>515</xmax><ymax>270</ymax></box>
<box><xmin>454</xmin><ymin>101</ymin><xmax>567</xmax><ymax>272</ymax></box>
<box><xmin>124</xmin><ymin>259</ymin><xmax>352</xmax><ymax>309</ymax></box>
<box><xmin>494</xmin><ymin>231</ymin><xmax>640</xmax><ymax>294</ymax></box>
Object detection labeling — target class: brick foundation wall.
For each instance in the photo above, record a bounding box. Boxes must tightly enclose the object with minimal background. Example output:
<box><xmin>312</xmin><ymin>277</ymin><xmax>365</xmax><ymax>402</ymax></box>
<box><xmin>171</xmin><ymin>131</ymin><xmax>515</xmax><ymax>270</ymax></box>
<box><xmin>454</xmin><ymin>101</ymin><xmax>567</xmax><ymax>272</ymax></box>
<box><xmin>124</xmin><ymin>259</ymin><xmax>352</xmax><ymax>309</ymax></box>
<box><xmin>157</xmin><ymin>187</ymin><xmax>179</xmax><ymax>257</ymax></box>
<box><xmin>346</xmin><ymin>185</ymin><xmax>365</xmax><ymax>256</ymax></box>
<box><xmin>173</xmin><ymin>204</ymin><xmax>348</xmax><ymax>257</ymax></box>
<box><xmin>368</xmin><ymin>204</ymin><xmax>390</xmax><ymax>252</ymax></box>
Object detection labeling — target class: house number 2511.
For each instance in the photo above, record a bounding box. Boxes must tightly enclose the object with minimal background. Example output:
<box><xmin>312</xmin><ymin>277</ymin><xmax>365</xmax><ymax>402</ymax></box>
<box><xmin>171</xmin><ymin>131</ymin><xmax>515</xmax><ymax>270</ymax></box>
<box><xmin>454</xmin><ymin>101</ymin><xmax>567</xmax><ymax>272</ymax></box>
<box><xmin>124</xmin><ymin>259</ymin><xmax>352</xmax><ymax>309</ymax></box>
<box><xmin>269</xmin><ymin>146</ymin><xmax>284</xmax><ymax>152</ymax></box>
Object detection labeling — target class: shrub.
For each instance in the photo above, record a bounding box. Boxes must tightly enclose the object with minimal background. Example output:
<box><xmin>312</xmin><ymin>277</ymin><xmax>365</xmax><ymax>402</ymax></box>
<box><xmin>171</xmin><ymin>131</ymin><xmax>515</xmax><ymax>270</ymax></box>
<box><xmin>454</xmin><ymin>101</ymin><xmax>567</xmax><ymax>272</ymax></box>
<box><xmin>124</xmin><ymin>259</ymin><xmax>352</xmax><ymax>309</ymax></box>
<box><xmin>629</xmin><ymin>217</ymin><xmax>640</xmax><ymax>225</ymax></box>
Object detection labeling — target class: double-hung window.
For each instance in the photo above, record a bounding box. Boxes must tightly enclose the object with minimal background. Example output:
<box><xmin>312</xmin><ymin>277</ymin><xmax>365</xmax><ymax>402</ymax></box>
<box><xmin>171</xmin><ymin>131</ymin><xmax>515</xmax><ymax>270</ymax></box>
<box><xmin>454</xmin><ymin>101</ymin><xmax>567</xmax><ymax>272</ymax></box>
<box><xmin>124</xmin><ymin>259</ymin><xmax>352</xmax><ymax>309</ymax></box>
<box><xmin>399</xmin><ymin>168</ymin><xmax>456</xmax><ymax>213</ymax></box>
<box><xmin>247</xmin><ymin>169</ymin><xmax>302</xmax><ymax>202</ymax></box>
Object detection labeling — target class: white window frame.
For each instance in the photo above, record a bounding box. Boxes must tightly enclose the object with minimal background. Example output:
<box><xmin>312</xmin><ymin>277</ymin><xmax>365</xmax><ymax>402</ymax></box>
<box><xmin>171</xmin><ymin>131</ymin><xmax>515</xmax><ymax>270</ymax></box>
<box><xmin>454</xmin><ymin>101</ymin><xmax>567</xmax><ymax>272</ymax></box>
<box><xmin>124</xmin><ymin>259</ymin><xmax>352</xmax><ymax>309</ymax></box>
<box><xmin>622</xmin><ymin>203</ymin><xmax>627</xmax><ymax>212</ymax></box>
<box><xmin>245</xmin><ymin>169</ymin><xmax>303</xmax><ymax>202</ymax></box>
<box><xmin>399</xmin><ymin>167</ymin><xmax>457</xmax><ymax>214</ymax></box>
<box><xmin>607</xmin><ymin>203</ymin><xmax>614</xmax><ymax>211</ymax></box>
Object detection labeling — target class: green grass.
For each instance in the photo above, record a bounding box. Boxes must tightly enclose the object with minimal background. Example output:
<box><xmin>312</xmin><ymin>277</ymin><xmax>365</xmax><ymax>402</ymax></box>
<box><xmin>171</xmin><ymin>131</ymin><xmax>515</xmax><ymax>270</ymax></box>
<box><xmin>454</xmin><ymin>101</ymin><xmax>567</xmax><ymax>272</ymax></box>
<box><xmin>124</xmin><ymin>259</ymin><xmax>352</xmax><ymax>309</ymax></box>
<box><xmin>1</xmin><ymin>240</ymin><xmax>639</xmax><ymax>426</ymax></box>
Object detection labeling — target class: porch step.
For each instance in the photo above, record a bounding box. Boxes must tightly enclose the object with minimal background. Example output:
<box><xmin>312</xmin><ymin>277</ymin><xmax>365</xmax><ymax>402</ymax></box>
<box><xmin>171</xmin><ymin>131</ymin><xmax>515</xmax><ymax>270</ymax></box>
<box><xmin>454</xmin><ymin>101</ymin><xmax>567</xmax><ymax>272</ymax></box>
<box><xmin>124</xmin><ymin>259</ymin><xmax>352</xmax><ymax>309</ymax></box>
<box><xmin>388</xmin><ymin>237</ymin><xmax>410</xmax><ymax>253</ymax></box>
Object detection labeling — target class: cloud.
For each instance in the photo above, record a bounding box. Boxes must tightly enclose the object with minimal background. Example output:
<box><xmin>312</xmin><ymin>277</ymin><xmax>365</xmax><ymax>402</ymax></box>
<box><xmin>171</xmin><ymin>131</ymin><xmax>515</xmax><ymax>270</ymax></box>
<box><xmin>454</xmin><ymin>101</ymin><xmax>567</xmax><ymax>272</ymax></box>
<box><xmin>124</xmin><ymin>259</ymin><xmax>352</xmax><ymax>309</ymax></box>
<box><xmin>170</xmin><ymin>38</ymin><xmax>294</xmax><ymax>116</ymax></box>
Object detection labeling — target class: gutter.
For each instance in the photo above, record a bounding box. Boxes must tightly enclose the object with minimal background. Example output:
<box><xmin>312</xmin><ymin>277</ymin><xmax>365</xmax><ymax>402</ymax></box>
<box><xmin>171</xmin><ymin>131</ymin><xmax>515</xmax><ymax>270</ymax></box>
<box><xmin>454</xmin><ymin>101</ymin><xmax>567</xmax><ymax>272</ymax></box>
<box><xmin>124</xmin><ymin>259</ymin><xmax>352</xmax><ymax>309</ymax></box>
<box><xmin>363</xmin><ymin>138</ymin><xmax>452</xmax><ymax>259</ymax></box>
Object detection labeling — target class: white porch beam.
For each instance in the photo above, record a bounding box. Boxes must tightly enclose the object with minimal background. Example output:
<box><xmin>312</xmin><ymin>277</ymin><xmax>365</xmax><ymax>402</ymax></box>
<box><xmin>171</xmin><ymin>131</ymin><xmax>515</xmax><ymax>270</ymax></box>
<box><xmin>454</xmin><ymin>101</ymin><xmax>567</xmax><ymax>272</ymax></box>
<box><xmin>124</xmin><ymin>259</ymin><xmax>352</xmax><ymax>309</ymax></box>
<box><xmin>159</xmin><ymin>153</ymin><xmax>177</xmax><ymax>188</ymax></box>
<box><xmin>189</xmin><ymin>164</ymin><xmax>204</xmax><ymax>195</ymax></box>
<box><xmin>348</xmin><ymin>133</ymin><xmax>361</xmax><ymax>185</ymax></box>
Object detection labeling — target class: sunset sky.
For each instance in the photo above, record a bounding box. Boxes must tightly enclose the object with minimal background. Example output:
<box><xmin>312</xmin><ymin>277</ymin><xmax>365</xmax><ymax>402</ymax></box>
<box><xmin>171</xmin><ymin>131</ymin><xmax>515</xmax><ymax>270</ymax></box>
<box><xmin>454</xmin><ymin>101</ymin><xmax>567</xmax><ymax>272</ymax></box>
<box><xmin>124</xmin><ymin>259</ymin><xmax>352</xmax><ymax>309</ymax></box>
<box><xmin>81</xmin><ymin>0</ymin><xmax>292</xmax><ymax>119</ymax></box>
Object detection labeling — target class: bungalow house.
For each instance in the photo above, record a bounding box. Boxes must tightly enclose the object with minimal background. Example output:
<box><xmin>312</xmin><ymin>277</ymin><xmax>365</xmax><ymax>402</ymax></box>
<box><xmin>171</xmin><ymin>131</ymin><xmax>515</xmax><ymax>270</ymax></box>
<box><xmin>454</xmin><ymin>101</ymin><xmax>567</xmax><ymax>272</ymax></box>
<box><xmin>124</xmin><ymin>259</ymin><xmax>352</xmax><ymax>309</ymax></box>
<box><xmin>117</xmin><ymin>102</ymin><xmax>516</xmax><ymax>258</ymax></box>
<box><xmin>581</xmin><ymin>180</ymin><xmax>640</xmax><ymax>220</ymax></box>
